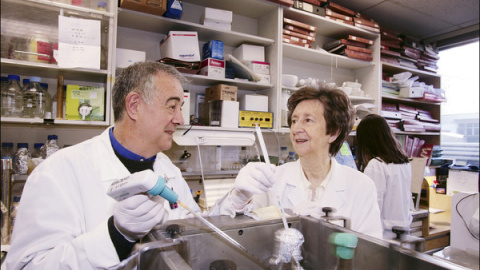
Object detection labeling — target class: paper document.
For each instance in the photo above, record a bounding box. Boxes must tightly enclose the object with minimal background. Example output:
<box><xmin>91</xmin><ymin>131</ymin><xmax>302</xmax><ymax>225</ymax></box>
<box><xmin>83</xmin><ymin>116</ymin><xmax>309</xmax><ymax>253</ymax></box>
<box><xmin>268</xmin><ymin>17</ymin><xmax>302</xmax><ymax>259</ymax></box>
<box><xmin>58</xmin><ymin>15</ymin><xmax>101</xmax><ymax>69</ymax></box>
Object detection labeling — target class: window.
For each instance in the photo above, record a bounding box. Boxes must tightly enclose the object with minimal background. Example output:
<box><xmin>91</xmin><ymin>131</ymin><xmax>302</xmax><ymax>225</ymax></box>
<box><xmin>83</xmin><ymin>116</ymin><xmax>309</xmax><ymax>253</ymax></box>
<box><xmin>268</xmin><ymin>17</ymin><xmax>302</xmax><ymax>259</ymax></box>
<box><xmin>438</xmin><ymin>41</ymin><xmax>479</xmax><ymax>167</ymax></box>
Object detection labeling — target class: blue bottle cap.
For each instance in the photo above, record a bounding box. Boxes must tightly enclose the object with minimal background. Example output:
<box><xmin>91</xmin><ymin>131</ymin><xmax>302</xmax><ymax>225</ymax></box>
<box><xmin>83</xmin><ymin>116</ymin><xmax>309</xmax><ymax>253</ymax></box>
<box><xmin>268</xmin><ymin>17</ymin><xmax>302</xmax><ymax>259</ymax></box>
<box><xmin>34</xmin><ymin>143</ymin><xmax>44</xmax><ymax>148</ymax></box>
<box><xmin>8</xmin><ymin>75</ymin><xmax>20</xmax><ymax>81</ymax></box>
<box><xmin>281</xmin><ymin>146</ymin><xmax>288</xmax><ymax>150</ymax></box>
<box><xmin>1</xmin><ymin>76</ymin><xmax>8</xmax><ymax>82</ymax></box>
<box><xmin>29</xmin><ymin>76</ymin><xmax>41</xmax><ymax>82</ymax></box>
<box><xmin>40</xmin><ymin>83</ymin><xmax>48</xmax><ymax>89</ymax></box>
<box><xmin>2</xmin><ymin>142</ymin><xmax>14</xmax><ymax>148</ymax></box>
<box><xmin>17</xmin><ymin>143</ymin><xmax>28</xmax><ymax>149</ymax></box>
<box><xmin>48</xmin><ymin>135</ymin><xmax>58</xmax><ymax>140</ymax></box>
<box><xmin>23</xmin><ymin>79</ymin><xmax>30</xmax><ymax>85</ymax></box>
<box><xmin>147</xmin><ymin>176</ymin><xmax>179</xmax><ymax>204</ymax></box>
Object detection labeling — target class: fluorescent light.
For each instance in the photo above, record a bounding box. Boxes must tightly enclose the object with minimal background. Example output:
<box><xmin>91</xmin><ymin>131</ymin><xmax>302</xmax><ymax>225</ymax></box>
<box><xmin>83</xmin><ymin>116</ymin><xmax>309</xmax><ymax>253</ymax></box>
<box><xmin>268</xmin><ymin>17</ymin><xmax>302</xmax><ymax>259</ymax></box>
<box><xmin>173</xmin><ymin>129</ymin><xmax>256</xmax><ymax>146</ymax></box>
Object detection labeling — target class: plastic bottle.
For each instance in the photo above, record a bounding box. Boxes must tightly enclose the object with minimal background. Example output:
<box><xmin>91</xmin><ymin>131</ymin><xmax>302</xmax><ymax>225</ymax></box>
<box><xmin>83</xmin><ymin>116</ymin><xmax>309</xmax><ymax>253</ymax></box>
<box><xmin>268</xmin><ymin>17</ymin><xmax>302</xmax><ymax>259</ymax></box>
<box><xmin>41</xmin><ymin>135</ymin><xmax>60</xmax><ymax>159</ymax></box>
<box><xmin>40</xmin><ymin>83</ymin><xmax>53</xmax><ymax>119</ymax></box>
<box><xmin>13</xmin><ymin>143</ymin><xmax>30</xmax><ymax>175</ymax></box>
<box><xmin>239</xmin><ymin>146</ymin><xmax>248</xmax><ymax>167</ymax></box>
<box><xmin>1</xmin><ymin>74</ymin><xmax>23</xmax><ymax>117</ymax></box>
<box><xmin>1</xmin><ymin>142</ymin><xmax>14</xmax><ymax>159</ymax></box>
<box><xmin>286</xmin><ymin>151</ymin><xmax>297</xmax><ymax>163</ymax></box>
<box><xmin>22</xmin><ymin>76</ymin><xmax>45</xmax><ymax>118</ymax></box>
<box><xmin>9</xmin><ymin>196</ymin><xmax>20</xmax><ymax>235</ymax></box>
<box><xmin>279</xmin><ymin>146</ymin><xmax>288</xmax><ymax>165</ymax></box>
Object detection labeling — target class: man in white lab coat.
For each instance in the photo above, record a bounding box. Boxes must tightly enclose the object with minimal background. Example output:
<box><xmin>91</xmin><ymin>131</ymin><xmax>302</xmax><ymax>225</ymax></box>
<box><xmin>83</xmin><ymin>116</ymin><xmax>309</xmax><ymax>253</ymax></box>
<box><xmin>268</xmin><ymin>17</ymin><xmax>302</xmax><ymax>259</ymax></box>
<box><xmin>6</xmin><ymin>62</ymin><xmax>202</xmax><ymax>269</ymax></box>
<box><xmin>212</xmin><ymin>87</ymin><xmax>383</xmax><ymax>239</ymax></box>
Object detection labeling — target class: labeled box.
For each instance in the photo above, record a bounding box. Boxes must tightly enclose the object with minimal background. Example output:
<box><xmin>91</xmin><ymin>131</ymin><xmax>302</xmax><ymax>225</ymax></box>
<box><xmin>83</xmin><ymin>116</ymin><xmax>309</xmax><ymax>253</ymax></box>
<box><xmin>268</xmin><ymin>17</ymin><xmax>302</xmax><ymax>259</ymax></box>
<box><xmin>242</xmin><ymin>61</ymin><xmax>270</xmax><ymax>75</ymax></box>
<box><xmin>200</xmin><ymin>58</ymin><xmax>225</xmax><ymax>79</ymax></box>
<box><xmin>233</xmin><ymin>44</ymin><xmax>265</xmax><ymax>62</ymax></box>
<box><xmin>65</xmin><ymin>85</ymin><xmax>105</xmax><ymax>121</ymax></box>
<box><xmin>205</xmin><ymin>84</ymin><xmax>237</xmax><ymax>102</ymax></box>
<box><xmin>116</xmin><ymin>48</ymin><xmax>146</xmax><ymax>68</ymax></box>
<box><xmin>160</xmin><ymin>31</ymin><xmax>200</xmax><ymax>61</ymax></box>
<box><xmin>120</xmin><ymin>0</ymin><xmax>166</xmax><ymax>16</ymax></box>
<box><xmin>202</xmin><ymin>7</ymin><xmax>233</xmax><ymax>24</ymax></box>
<box><xmin>240</xmin><ymin>94</ymin><xmax>269</xmax><ymax>112</ymax></box>
<box><xmin>202</xmin><ymin>40</ymin><xmax>224</xmax><ymax>60</ymax></box>
<box><xmin>203</xmin><ymin>20</ymin><xmax>231</xmax><ymax>31</ymax></box>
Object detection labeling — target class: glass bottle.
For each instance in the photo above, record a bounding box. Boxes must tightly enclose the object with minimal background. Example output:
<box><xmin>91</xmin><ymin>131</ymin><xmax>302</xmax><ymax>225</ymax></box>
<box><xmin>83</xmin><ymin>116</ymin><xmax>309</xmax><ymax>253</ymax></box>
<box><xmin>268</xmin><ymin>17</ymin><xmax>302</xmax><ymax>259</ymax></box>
<box><xmin>215</xmin><ymin>145</ymin><xmax>222</xmax><ymax>171</ymax></box>
<box><xmin>286</xmin><ymin>151</ymin><xmax>297</xmax><ymax>163</ymax></box>
<box><xmin>41</xmin><ymin>135</ymin><xmax>60</xmax><ymax>159</ymax></box>
<box><xmin>22</xmin><ymin>76</ymin><xmax>44</xmax><ymax>118</ymax></box>
<box><xmin>1</xmin><ymin>76</ymin><xmax>8</xmax><ymax>89</ymax></box>
<box><xmin>1</xmin><ymin>74</ymin><xmax>23</xmax><ymax>117</ymax></box>
<box><xmin>13</xmin><ymin>143</ymin><xmax>30</xmax><ymax>175</ymax></box>
<box><xmin>239</xmin><ymin>146</ymin><xmax>248</xmax><ymax>167</ymax></box>
<box><xmin>40</xmin><ymin>83</ymin><xmax>53</xmax><ymax>119</ymax></box>
<box><xmin>1</xmin><ymin>142</ymin><xmax>14</xmax><ymax>160</ymax></box>
<box><xmin>31</xmin><ymin>143</ymin><xmax>45</xmax><ymax>159</ymax></box>
<box><xmin>22</xmin><ymin>78</ymin><xmax>29</xmax><ymax>89</ymax></box>
<box><xmin>279</xmin><ymin>146</ymin><xmax>288</xmax><ymax>165</ymax></box>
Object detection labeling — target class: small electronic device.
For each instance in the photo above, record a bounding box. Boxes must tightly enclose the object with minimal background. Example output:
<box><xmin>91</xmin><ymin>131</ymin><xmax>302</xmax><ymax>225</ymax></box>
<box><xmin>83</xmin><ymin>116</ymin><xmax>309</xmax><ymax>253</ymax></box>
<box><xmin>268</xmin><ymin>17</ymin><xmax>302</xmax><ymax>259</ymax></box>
<box><xmin>239</xmin><ymin>111</ymin><xmax>273</xmax><ymax>128</ymax></box>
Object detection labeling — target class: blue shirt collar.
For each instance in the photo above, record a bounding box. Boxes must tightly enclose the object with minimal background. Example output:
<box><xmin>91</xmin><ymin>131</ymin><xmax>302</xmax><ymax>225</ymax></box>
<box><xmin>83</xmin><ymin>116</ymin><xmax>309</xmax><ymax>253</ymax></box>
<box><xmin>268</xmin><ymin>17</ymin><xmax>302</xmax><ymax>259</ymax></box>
<box><xmin>109</xmin><ymin>127</ymin><xmax>156</xmax><ymax>162</ymax></box>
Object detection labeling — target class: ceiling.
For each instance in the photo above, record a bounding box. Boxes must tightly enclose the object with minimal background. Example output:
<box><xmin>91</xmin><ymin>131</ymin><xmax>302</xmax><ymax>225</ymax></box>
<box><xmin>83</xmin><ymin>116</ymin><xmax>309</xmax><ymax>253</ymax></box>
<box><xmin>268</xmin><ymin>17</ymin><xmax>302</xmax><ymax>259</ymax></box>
<box><xmin>330</xmin><ymin>0</ymin><xmax>479</xmax><ymax>49</ymax></box>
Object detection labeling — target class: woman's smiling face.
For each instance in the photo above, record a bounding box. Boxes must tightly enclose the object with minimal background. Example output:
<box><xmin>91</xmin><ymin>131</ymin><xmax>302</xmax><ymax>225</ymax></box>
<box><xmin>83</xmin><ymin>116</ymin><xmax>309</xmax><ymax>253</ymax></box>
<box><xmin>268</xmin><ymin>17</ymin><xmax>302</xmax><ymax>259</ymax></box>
<box><xmin>289</xmin><ymin>99</ymin><xmax>338</xmax><ymax>158</ymax></box>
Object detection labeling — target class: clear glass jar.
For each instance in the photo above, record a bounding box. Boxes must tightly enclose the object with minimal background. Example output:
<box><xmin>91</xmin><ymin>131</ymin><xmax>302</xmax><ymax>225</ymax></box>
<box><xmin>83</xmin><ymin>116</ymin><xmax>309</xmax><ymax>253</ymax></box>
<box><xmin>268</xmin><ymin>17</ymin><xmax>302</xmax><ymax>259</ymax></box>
<box><xmin>27</xmin><ymin>31</ymin><xmax>52</xmax><ymax>64</ymax></box>
<box><xmin>239</xmin><ymin>146</ymin><xmax>248</xmax><ymax>167</ymax></box>
<box><xmin>1</xmin><ymin>142</ymin><xmax>14</xmax><ymax>160</ymax></box>
<box><xmin>279</xmin><ymin>146</ymin><xmax>288</xmax><ymax>165</ymax></box>
<box><xmin>1</xmin><ymin>74</ymin><xmax>23</xmax><ymax>117</ymax></box>
<box><xmin>13</xmin><ymin>143</ymin><xmax>30</xmax><ymax>175</ymax></box>
<box><xmin>286</xmin><ymin>151</ymin><xmax>297</xmax><ymax>163</ymax></box>
<box><xmin>22</xmin><ymin>76</ymin><xmax>45</xmax><ymax>118</ymax></box>
<box><xmin>40</xmin><ymin>83</ymin><xmax>53</xmax><ymax>119</ymax></box>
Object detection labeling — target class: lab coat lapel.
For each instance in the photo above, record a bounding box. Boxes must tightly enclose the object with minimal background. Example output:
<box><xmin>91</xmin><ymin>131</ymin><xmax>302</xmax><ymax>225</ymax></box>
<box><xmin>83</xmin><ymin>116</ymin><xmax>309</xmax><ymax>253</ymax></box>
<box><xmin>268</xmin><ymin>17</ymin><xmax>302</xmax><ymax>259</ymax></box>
<box><xmin>285</xmin><ymin>161</ymin><xmax>307</xmax><ymax>207</ymax></box>
<box><xmin>320</xmin><ymin>159</ymin><xmax>346</xmax><ymax>211</ymax></box>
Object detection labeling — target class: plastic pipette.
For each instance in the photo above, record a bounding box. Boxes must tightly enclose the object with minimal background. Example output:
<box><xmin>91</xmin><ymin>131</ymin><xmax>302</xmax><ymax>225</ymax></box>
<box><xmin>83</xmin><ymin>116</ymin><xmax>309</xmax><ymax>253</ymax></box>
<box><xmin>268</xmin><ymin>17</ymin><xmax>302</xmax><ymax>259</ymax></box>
<box><xmin>254</xmin><ymin>123</ymin><xmax>289</xmax><ymax>230</ymax></box>
<box><xmin>177</xmin><ymin>201</ymin><xmax>269</xmax><ymax>269</ymax></box>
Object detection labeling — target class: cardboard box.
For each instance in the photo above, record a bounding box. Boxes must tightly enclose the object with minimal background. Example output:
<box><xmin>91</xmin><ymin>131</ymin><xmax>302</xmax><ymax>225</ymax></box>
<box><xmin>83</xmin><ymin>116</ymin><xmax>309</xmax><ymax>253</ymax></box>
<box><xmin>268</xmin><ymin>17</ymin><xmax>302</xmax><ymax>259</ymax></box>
<box><xmin>233</xmin><ymin>44</ymin><xmax>265</xmax><ymax>62</ymax></box>
<box><xmin>242</xmin><ymin>61</ymin><xmax>270</xmax><ymax>75</ymax></box>
<box><xmin>205</xmin><ymin>84</ymin><xmax>237</xmax><ymax>102</ymax></box>
<box><xmin>240</xmin><ymin>94</ymin><xmax>268</xmax><ymax>112</ymax></box>
<box><xmin>202</xmin><ymin>7</ymin><xmax>233</xmax><ymax>24</ymax></box>
<box><xmin>65</xmin><ymin>85</ymin><xmax>105</xmax><ymax>121</ymax></box>
<box><xmin>160</xmin><ymin>31</ymin><xmax>200</xmax><ymax>61</ymax></box>
<box><xmin>202</xmin><ymin>40</ymin><xmax>224</xmax><ymax>60</ymax></box>
<box><xmin>203</xmin><ymin>20</ymin><xmax>232</xmax><ymax>31</ymax></box>
<box><xmin>120</xmin><ymin>0</ymin><xmax>166</xmax><ymax>16</ymax></box>
<box><xmin>182</xmin><ymin>90</ymin><xmax>190</xmax><ymax>125</ymax></box>
<box><xmin>116</xmin><ymin>48</ymin><xmax>146</xmax><ymax>68</ymax></box>
<box><xmin>200</xmin><ymin>58</ymin><xmax>225</xmax><ymax>79</ymax></box>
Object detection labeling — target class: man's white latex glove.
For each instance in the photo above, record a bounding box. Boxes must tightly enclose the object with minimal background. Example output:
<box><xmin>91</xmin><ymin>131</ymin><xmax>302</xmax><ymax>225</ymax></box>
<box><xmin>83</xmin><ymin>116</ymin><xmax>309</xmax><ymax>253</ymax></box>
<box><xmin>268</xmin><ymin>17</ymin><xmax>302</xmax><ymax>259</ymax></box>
<box><xmin>231</xmin><ymin>162</ymin><xmax>276</xmax><ymax>207</ymax></box>
<box><xmin>113</xmin><ymin>194</ymin><xmax>166</xmax><ymax>242</ymax></box>
<box><xmin>291</xmin><ymin>200</ymin><xmax>324</xmax><ymax>219</ymax></box>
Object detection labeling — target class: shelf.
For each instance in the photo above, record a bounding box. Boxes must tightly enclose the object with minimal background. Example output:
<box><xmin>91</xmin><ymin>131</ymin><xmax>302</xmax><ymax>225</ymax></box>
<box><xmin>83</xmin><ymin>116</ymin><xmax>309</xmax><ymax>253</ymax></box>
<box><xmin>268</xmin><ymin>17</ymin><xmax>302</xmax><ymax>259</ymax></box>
<box><xmin>183</xmin><ymin>74</ymin><xmax>273</xmax><ymax>91</ymax></box>
<box><xmin>382</xmin><ymin>62</ymin><xmax>441</xmax><ymax>78</ymax></box>
<box><xmin>2</xmin><ymin>0</ymin><xmax>115</xmax><ymax>18</ymax></box>
<box><xmin>394</xmin><ymin>131</ymin><xmax>441</xmax><ymax>136</ymax></box>
<box><xmin>0</xmin><ymin>117</ymin><xmax>109</xmax><ymax>127</ymax></box>
<box><xmin>382</xmin><ymin>94</ymin><xmax>442</xmax><ymax>106</ymax></box>
<box><xmin>283</xmin><ymin>44</ymin><xmax>375</xmax><ymax>69</ymax></box>
<box><xmin>283</xmin><ymin>7</ymin><xmax>379</xmax><ymax>40</ymax></box>
<box><xmin>1</xmin><ymin>59</ymin><xmax>109</xmax><ymax>82</ymax></box>
<box><xmin>117</xmin><ymin>8</ymin><xmax>275</xmax><ymax>48</ymax></box>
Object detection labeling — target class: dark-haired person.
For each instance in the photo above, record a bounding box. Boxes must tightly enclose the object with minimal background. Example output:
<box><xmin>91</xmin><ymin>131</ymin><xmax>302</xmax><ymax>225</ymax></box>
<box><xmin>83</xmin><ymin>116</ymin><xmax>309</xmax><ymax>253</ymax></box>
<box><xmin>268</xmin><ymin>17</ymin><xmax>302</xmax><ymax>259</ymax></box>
<box><xmin>356</xmin><ymin>114</ymin><xmax>413</xmax><ymax>239</ymax></box>
<box><xmin>212</xmin><ymin>86</ymin><xmax>382</xmax><ymax>238</ymax></box>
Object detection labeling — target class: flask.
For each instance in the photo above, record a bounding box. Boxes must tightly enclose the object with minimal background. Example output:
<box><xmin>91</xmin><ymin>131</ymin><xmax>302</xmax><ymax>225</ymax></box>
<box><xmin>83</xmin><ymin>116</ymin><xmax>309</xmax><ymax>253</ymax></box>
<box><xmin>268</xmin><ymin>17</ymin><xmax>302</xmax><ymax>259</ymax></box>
<box><xmin>41</xmin><ymin>135</ymin><xmax>60</xmax><ymax>159</ymax></box>
<box><xmin>40</xmin><ymin>83</ymin><xmax>53</xmax><ymax>119</ymax></box>
<box><xmin>22</xmin><ymin>76</ymin><xmax>45</xmax><ymax>118</ymax></box>
<box><xmin>279</xmin><ymin>146</ymin><xmax>288</xmax><ymax>165</ymax></box>
<box><xmin>286</xmin><ymin>151</ymin><xmax>297</xmax><ymax>163</ymax></box>
<box><xmin>1</xmin><ymin>74</ymin><xmax>23</xmax><ymax>117</ymax></box>
<box><xmin>13</xmin><ymin>143</ymin><xmax>30</xmax><ymax>175</ymax></box>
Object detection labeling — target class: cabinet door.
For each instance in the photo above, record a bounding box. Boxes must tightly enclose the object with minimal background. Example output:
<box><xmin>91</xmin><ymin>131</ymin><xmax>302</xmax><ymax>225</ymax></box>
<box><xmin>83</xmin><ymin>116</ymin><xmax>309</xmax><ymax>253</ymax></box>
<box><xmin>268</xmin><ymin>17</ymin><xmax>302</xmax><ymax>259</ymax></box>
<box><xmin>1</xmin><ymin>0</ymin><xmax>115</xmax><ymax>126</ymax></box>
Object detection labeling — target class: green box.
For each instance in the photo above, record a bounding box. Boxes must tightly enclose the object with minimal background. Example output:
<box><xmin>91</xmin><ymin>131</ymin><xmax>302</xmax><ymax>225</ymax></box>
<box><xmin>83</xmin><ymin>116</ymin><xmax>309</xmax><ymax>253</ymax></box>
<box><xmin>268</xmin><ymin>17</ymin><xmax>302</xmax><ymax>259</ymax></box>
<box><xmin>65</xmin><ymin>85</ymin><xmax>105</xmax><ymax>121</ymax></box>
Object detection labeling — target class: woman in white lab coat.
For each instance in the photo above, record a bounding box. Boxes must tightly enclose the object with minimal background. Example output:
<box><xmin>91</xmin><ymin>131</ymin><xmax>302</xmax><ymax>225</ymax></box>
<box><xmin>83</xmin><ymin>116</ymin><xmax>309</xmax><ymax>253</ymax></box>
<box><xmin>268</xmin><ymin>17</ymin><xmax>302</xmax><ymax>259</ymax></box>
<box><xmin>355</xmin><ymin>114</ymin><xmax>413</xmax><ymax>239</ymax></box>
<box><xmin>212</xmin><ymin>87</ymin><xmax>382</xmax><ymax>239</ymax></box>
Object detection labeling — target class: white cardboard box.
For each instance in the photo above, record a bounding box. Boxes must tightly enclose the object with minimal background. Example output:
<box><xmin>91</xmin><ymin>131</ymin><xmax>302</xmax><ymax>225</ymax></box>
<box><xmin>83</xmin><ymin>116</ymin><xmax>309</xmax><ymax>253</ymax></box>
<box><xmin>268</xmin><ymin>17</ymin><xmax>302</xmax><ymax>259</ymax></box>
<box><xmin>240</xmin><ymin>94</ymin><xmax>268</xmax><ymax>112</ymax></box>
<box><xmin>233</xmin><ymin>44</ymin><xmax>265</xmax><ymax>62</ymax></box>
<box><xmin>200</xmin><ymin>58</ymin><xmax>225</xmax><ymax>79</ymax></box>
<box><xmin>203</xmin><ymin>20</ymin><xmax>231</xmax><ymax>31</ymax></box>
<box><xmin>160</xmin><ymin>31</ymin><xmax>200</xmax><ymax>61</ymax></box>
<box><xmin>242</xmin><ymin>61</ymin><xmax>270</xmax><ymax>75</ymax></box>
<box><xmin>202</xmin><ymin>7</ymin><xmax>233</xmax><ymax>24</ymax></box>
<box><xmin>221</xmin><ymin>100</ymin><xmax>239</xmax><ymax>128</ymax></box>
<box><xmin>116</xmin><ymin>48</ymin><xmax>146</xmax><ymax>68</ymax></box>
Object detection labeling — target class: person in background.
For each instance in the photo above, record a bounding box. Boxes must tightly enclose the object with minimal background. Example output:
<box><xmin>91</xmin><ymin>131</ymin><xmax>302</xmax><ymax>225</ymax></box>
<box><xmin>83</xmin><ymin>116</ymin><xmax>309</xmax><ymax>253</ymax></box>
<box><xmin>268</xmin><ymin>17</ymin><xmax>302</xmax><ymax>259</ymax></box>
<box><xmin>211</xmin><ymin>86</ymin><xmax>382</xmax><ymax>238</ymax></box>
<box><xmin>6</xmin><ymin>62</ymin><xmax>203</xmax><ymax>269</ymax></box>
<box><xmin>355</xmin><ymin>113</ymin><xmax>413</xmax><ymax>239</ymax></box>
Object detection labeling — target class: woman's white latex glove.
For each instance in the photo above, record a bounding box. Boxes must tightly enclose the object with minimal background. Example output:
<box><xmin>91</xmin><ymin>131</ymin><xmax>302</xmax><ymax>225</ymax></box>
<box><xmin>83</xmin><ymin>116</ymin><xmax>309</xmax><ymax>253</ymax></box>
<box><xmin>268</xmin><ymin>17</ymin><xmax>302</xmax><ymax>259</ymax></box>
<box><xmin>113</xmin><ymin>194</ymin><xmax>166</xmax><ymax>242</ymax></box>
<box><xmin>291</xmin><ymin>200</ymin><xmax>324</xmax><ymax>219</ymax></box>
<box><xmin>231</xmin><ymin>162</ymin><xmax>276</xmax><ymax>206</ymax></box>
